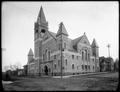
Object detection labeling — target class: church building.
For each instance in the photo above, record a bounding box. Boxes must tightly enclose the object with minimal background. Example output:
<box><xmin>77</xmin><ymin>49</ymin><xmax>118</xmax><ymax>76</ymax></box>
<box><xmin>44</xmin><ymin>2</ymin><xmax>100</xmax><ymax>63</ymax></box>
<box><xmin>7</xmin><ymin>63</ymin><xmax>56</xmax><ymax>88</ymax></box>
<box><xmin>27</xmin><ymin>6</ymin><xmax>100</xmax><ymax>76</ymax></box>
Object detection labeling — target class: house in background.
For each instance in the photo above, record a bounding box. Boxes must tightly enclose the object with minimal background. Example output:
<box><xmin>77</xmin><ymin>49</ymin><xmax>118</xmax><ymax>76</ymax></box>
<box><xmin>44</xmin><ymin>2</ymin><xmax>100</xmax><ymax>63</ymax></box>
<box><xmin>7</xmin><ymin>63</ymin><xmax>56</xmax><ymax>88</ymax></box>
<box><xmin>114</xmin><ymin>59</ymin><xmax>119</xmax><ymax>71</ymax></box>
<box><xmin>17</xmin><ymin>69</ymin><xmax>24</xmax><ymax>76</ymax></box>
<box><xmin>99</xmin><ymin>56</ymin><xmax>114</xmax><ymax>72</ymax></box>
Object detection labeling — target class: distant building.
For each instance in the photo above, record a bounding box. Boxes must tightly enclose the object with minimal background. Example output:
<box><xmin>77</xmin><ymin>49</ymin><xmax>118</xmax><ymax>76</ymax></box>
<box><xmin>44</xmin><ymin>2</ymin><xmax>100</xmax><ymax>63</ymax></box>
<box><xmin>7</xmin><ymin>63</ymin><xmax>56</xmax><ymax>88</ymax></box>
<box><xmin>99</xmin><ymin>56</ymin><xmax>114</xmax><ymax>72</ymax></box>
<box><xmin>23</xmin><ymin>65</ymin><xmax>28</xmax><ymax>76</ymax></box>
<box><xmin>27</xmin><ymin>6</ymin><xmax>100</xmax><ymax>76</ymax></box>
<box><xmin>114</xmin><ymin>59</ymin><xmax>119</xmax><ymax>71</ymax></box>
<box><xmin>17</xmin><ymin>69</ymin><xmax>24</xmax><ymax>76</ymax></box>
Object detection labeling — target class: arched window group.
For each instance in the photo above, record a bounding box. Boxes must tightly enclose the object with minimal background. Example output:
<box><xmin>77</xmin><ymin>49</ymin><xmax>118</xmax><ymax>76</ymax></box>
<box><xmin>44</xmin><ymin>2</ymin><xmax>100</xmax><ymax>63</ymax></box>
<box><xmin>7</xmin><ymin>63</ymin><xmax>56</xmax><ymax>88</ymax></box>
<box><xmin>82</xmin><ymin>49</ymin><xmax>90</xmax><ymax>61</ymax></box>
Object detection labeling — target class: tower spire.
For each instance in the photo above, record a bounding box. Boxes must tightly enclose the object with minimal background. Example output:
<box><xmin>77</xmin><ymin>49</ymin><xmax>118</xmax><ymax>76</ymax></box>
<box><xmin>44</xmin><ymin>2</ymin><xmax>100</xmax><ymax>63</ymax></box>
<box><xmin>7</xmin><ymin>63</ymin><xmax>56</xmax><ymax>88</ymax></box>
<box><xmin>37</xmin><ymin>6</ymin><xmax>47</xmax><ymax>24</ymax></box>
<box><xmin>28</xmin><ymin>48</ymin><xmax>33</xmax><ymax>56</ymax></box>
<box><xmin>91</xmin><ymin>38</ymin><xmax>99</xmax><ymax>48</ymax></box>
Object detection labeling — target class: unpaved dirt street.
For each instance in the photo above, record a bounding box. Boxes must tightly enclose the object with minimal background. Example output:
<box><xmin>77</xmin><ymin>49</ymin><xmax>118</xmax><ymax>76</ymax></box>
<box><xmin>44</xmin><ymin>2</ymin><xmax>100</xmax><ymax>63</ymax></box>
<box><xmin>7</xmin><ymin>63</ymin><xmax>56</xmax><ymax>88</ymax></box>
<box><xmin>2</xmin><ymin>72</ymin><xmax>119</xmax><ymax>91</ymax></box>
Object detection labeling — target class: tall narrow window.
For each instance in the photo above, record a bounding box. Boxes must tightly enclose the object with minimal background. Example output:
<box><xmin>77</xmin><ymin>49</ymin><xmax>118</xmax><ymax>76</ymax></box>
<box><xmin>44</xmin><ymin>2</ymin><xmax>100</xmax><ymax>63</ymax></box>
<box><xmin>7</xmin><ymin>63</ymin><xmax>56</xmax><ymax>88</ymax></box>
<box><xmin>58</xmin><ymin>43</ymin><xmax>61</xmax><ymax>50</ymax></box>
<box><xmin>85</xmin><ymin>65</ymin><xmax>87</xmax><ymax>70</ymax></box>
<box><xmin>72</xmin><ymin>64</ymin><xmax>74</xmax><ymax>69</ymax></box>
<box><xmin>82</xmin><ymin>65</ymin><xmax>84</xmax><ymax>70</ymax></box>
<box><xmin>88</xmin><ymin>53</ymin><xmax>90</xmax><ymax>61</ymax></box>
<box><xmin>43</xmin><ymin>54</ymin><xmax>45</xmax><ymax>61</ymax></box>
<box><xmin>93</xmin><ymin>59</ymin><xmax>94</xmax><ymax>62</ymax></box>
<box><xmin>54</xmin><ymin>64</ymin><xmax>56</xmax><ymax>69</ymax></box>
<box><xmin>54</xmin><ymin>55</ymin><xmax>56</xmax><ymax>59</ymax></box>
<box><xmin>89</xmin><ymin>65</ymin><xmax>90</xmax><ymax>70</ymax></box>
<box><xmin>45</xmin><ymin>49</ymin><xmax>47</xmax><ymax>60</ymax></box>
<box><xmin>49</xmin><ymin>68</ymin><xmax>51</xmax><ymax>72</ymax></box>
<box><xmin>65</xmin><ymin>59</ymin><xmax>67</xmax><ymax>65</ymax></box>
<box><xmin>64</xmin><ymin>43</ymin><xmax>66</xmax><ymax>49</ymax></box>
<box><xmin>48</xmin><ymin>51</ymin><xmax>50</xmax><ymax>60</ymax></box>
<box><xmin>77</xmin><ymin>56</ymin><xmax>79</xmax><ymax>60</ymax></box>
<box><xmin>58</xmin><ymin>60</ymin><xmax>60</xmax><ymax>66</ymax></box>
<box><xmin>72</xmin><ymin>55</ymin><xmax>74</xmax><ymax>59</ymax></box>
<box><xmin>85</xmin><ymin>50</ymin><xmax>87</xmax><ymax>60</ymax></box>
<box><xmin>82</xmin><ymin>52</ymin><xmax>84</xmax><ymax>60</ymax></box>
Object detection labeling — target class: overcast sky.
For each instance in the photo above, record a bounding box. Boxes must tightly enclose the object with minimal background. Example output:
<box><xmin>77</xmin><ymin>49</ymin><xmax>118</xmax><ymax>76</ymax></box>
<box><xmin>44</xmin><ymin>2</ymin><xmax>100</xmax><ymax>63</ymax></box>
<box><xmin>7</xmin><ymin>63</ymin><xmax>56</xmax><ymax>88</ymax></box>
<box><xmin>2</xmin><ymin>2</ymin><xmax>118</xmax><ymax>71</ymax></box>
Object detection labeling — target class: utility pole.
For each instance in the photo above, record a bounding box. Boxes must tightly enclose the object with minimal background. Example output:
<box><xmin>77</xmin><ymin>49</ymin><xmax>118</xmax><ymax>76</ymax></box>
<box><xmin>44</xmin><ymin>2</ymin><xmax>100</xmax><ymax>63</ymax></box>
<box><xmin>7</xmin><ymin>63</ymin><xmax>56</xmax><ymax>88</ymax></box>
<box><xmin>107</xmin><ymin>44</ymin><xmax>110</xmax><ymax>58</ymax></box>
<box><xmin>107</xmin><ymin>44</ymin><xmax>111</xmax><ymax>71</ymax></box>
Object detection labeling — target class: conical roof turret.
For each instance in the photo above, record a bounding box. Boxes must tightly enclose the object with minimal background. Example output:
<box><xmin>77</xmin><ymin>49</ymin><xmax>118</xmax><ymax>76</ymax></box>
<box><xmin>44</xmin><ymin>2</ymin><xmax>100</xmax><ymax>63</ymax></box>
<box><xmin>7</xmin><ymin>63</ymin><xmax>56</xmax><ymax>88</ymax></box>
<box><xmin>28</xmin><ymin>48</ymin><xmax>34</xmax><ymax>56</ymax></box>
<box><xmin>37</xmin><ymin>6</ymin><xmax>47</xmax><ymax>24</ymax></box>
<box><xmin>91</xmin><ymin>38</ymin><xmax>99</xmax><ymax>48</ymax></box>
<box><xmin>56</xmin><ymin>22</ymin><xmax>68</xmax><ymax>37</ymax></box>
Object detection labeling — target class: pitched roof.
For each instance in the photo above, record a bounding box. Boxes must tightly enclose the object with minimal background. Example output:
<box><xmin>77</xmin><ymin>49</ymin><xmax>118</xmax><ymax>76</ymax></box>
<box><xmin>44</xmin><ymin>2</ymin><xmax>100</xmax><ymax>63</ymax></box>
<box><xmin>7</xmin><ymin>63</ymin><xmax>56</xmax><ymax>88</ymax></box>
<box><xmin>91</xmin><ymin>38</ymin><xmax>99</xmax><ymax>47</ymax></box>
<box><xmin>56</xmin><ymin>22</ymin><xmax>68</xmax><ymax>36</ymax></box>
<box><xmin>49</xmin><ymin>31</ymin><xmax>56</xmax><ymax>38</ymax></box>
<box><xmin>37</xmin><ymin>6</ymin><xmax>47</xmax><ymax>24</ymax></box>
<box><xmin>72</xmin><ymin>35</ymin><xmax>83</xmax><ymax>46</ymax></box>
<box><xmin>28</xmin><ymin>48</ymin><xmax>33</xmax><ymax>56</ymax></box>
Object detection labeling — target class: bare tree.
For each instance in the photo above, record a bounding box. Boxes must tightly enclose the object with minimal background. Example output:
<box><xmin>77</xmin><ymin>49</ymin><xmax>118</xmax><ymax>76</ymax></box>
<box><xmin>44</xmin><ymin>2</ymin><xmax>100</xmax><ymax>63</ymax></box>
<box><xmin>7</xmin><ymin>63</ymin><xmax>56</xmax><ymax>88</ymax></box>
<box><xmin>4</xmin><ymin>65</ymin><xmax>10</xmax><ymax>72</ymax></box>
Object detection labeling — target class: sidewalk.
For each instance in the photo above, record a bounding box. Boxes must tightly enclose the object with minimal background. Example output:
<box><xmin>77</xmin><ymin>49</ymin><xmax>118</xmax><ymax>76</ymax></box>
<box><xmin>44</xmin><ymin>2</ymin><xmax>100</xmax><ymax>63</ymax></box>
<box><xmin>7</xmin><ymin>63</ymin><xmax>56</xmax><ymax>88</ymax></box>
<box><xmin>2</xmin><ymin>80</ymin><xmax>13</xmax><ymax>84</ymax></box>
<box><xmin>52</xmin><ymin>72</ymin><xmax>109</xmax><ymax>78</ymax></box>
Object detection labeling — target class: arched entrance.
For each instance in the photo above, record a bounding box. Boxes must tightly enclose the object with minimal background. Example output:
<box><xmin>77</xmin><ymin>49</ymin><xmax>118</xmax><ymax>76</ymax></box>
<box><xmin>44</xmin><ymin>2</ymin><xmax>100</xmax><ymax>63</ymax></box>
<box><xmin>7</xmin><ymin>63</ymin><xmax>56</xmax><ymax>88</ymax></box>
<box><xmin>44</xmin><ymin>65</ymin><xmax>48</xmax><ymax>75</ymax></box>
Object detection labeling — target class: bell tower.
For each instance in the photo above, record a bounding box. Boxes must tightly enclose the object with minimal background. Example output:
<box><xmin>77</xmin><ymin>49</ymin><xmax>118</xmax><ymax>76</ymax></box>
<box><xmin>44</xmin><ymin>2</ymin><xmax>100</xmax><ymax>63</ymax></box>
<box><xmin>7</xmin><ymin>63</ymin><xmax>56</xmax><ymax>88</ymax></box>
<box><xmin>34</xmin><ymin>6</ymin><xmax>48</xmax><ymax>59</ymax></box>
<box><xmin>34</xmin><ymin>6</ymin><xmax>48</xmax><ymax>75</ymax></box>
<box><xmin>91</xmin><ymin>38</ymin><xmax>99</xmax><ymax>72</ymax></box>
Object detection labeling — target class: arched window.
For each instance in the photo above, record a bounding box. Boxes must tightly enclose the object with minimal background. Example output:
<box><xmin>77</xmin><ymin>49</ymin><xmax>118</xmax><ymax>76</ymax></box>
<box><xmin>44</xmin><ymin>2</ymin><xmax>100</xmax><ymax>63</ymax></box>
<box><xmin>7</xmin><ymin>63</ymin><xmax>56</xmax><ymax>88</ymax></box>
<box><xmin>41</xmin><ymin>29</ymin><xmax>46</xmax><ymax>37</ymax></box>
<box><xmin>41</xmin><ymin>29</ymin><xmax>46</xmax><ymax>33</ymax></box>
<box><xmin>82</xmin><ymin>51</ymin><xmax>84</xmax><ymax>60</ymax></box>
<box><xmin>72</xmin><ymin>64</ymin><xmax>74</xmax><ymax>69</ymax></box>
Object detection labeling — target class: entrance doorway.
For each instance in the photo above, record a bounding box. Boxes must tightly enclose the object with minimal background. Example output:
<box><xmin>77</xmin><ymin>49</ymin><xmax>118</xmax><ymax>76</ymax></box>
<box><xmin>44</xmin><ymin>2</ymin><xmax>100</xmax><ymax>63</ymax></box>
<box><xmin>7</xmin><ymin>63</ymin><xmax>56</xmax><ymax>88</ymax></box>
<box><xmin>44</xmin><ymin>65</ymin><xmax>48</xmax><ymax>75</ymax></box>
